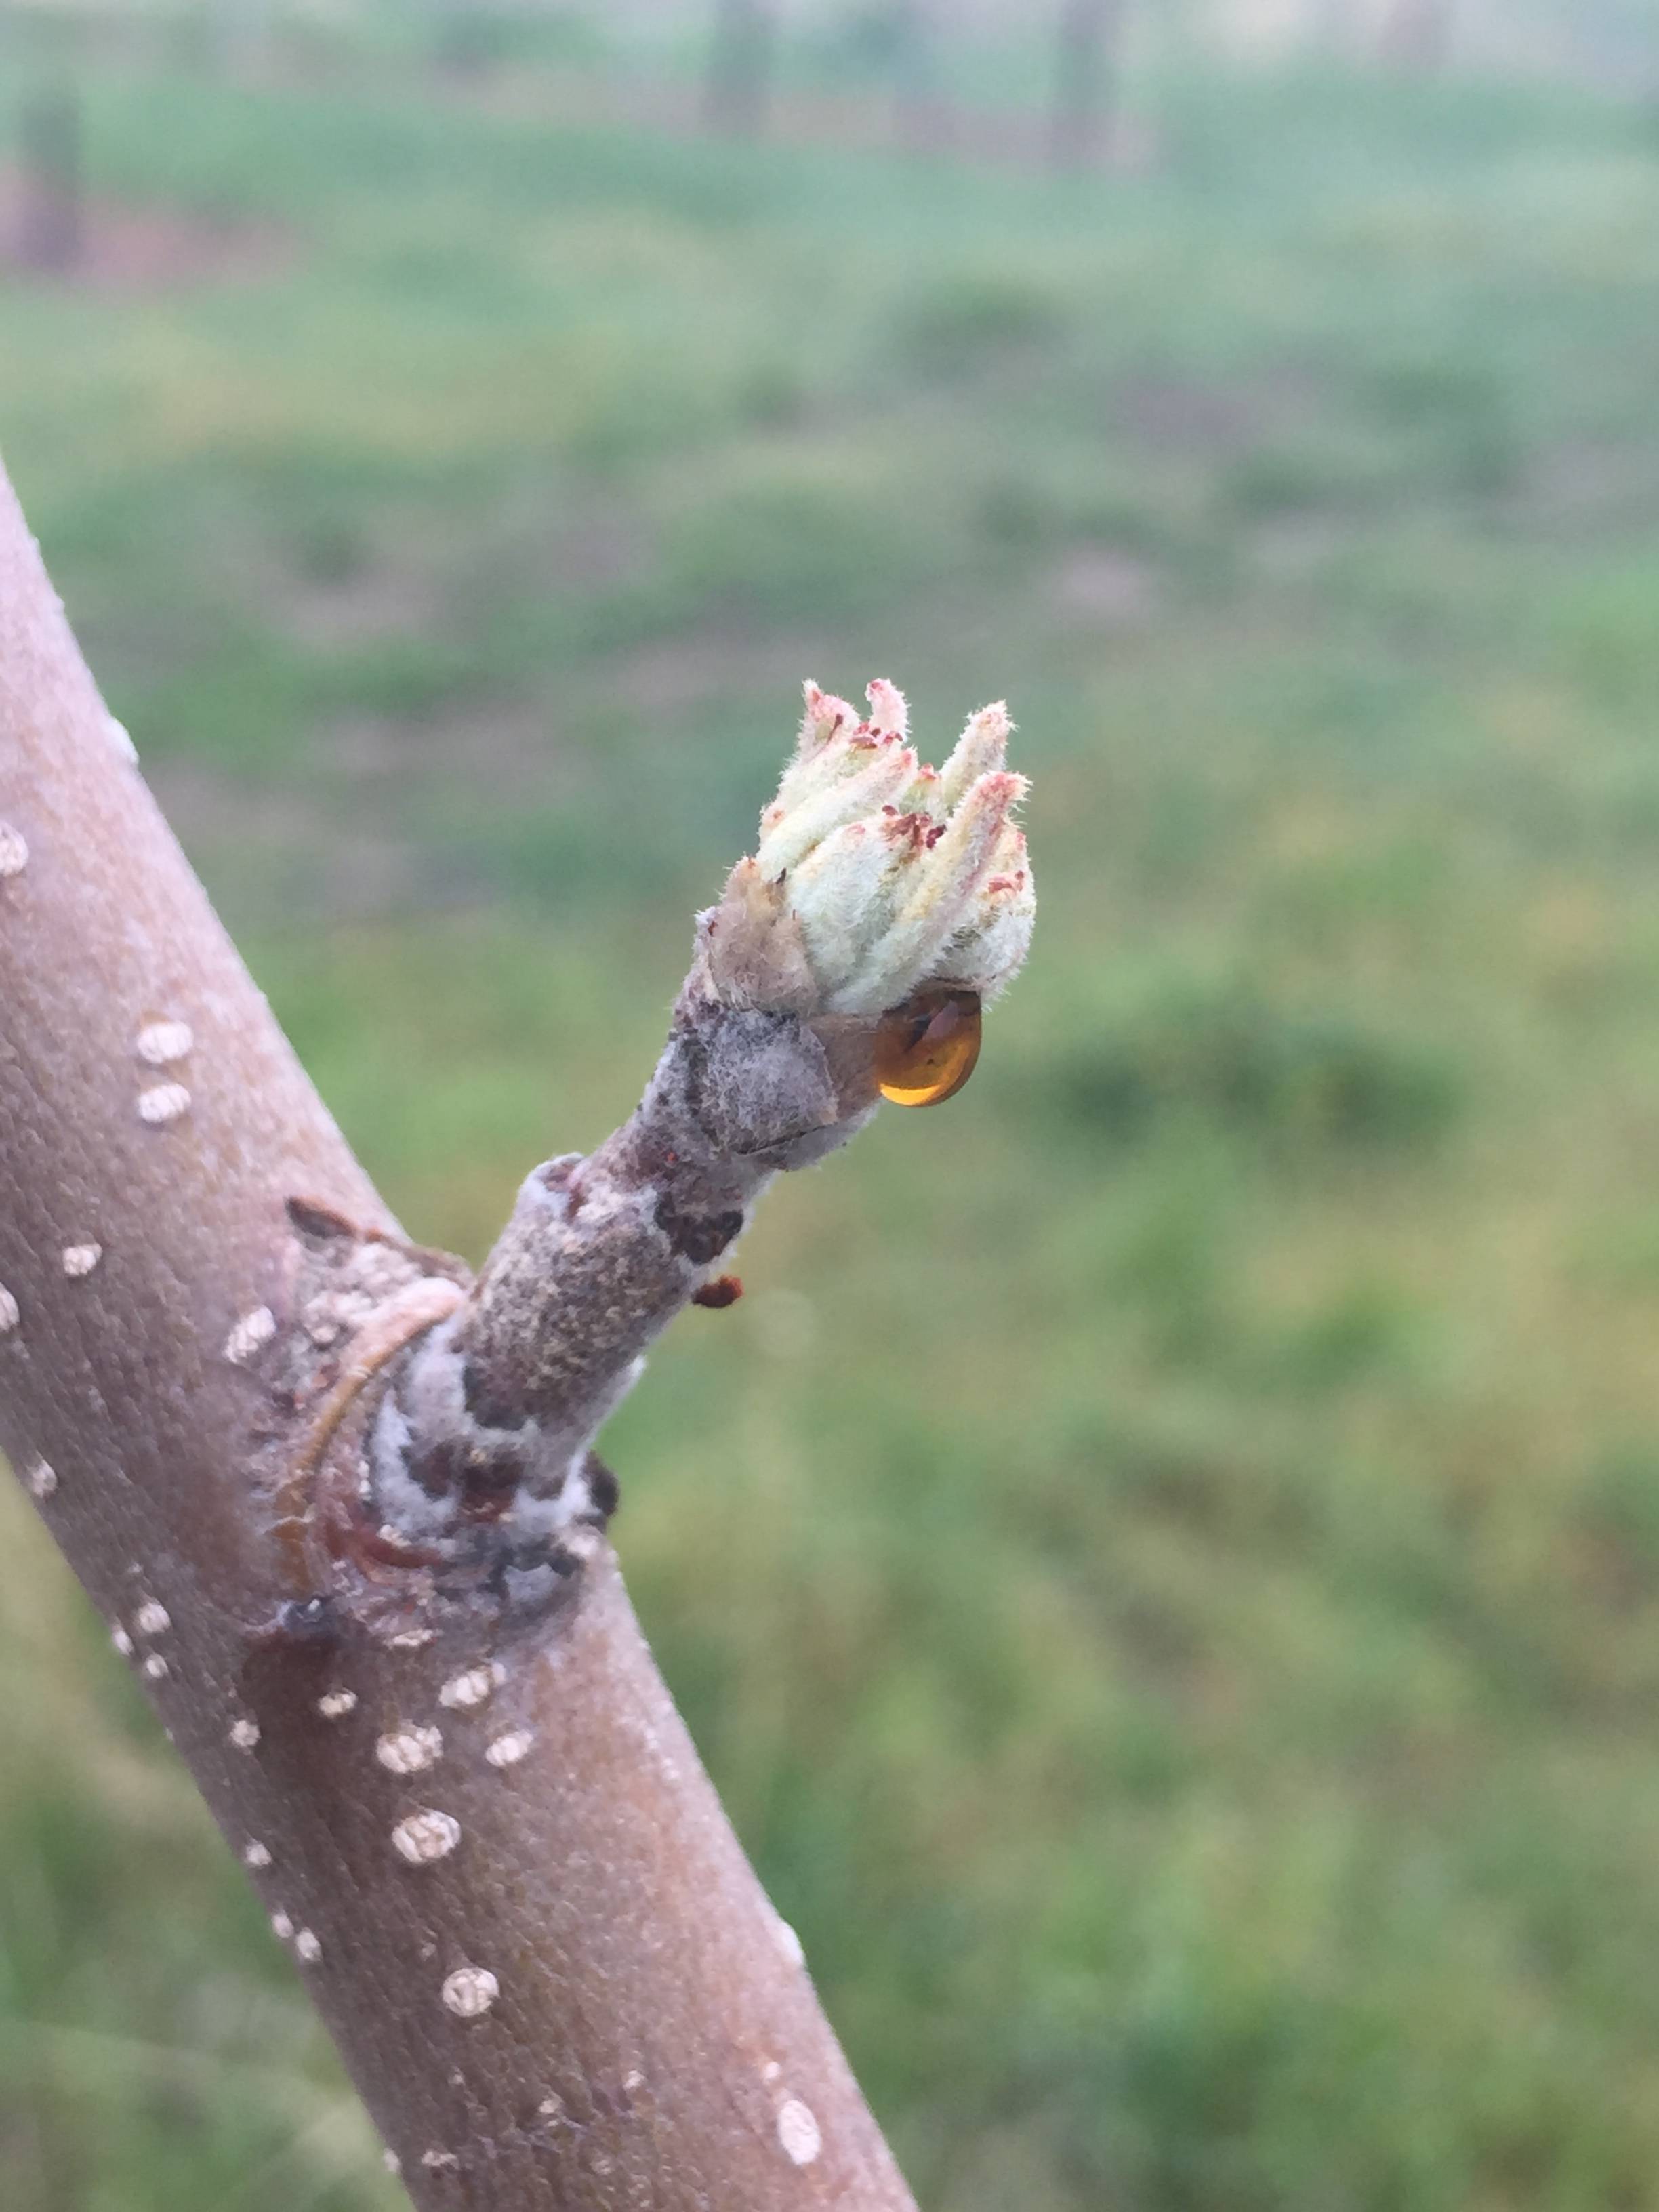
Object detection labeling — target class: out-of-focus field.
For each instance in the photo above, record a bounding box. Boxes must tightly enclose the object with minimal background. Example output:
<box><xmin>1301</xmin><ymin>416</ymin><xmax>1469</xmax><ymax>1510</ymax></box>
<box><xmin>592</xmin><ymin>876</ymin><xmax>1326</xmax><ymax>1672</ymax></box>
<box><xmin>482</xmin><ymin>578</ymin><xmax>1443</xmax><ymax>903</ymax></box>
<box><xmin>6</xmin><ymin>12</ymin><xmax>1659</xmax><ymax>2209</ymax></box>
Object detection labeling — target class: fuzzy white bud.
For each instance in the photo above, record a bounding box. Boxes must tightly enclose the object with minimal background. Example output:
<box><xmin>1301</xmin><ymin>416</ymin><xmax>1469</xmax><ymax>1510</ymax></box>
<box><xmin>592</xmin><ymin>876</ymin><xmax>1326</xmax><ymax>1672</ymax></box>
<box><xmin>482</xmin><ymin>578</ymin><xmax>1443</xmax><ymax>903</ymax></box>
<box><xmin>705</xmin><ymin>680</ymin><xmax>1033</xmax><ymax>1018</ymax></box>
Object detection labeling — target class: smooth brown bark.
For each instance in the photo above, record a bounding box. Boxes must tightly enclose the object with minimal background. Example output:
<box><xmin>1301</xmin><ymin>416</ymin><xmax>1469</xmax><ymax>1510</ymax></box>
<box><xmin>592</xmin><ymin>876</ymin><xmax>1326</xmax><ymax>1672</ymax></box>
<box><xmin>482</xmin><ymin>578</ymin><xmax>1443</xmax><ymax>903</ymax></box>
<box><xmin>0</xmin><ymin>455</ymin><xmax>918</xmax><ymax>2209</ymax></box>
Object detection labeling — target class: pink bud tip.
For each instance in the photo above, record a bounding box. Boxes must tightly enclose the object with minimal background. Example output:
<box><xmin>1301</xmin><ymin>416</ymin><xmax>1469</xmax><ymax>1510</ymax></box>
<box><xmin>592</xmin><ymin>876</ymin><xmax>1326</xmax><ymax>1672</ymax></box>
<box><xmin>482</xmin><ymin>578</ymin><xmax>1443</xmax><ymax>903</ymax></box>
<box><xmin>865</xmin><ymin>678</ymin><xmax>909</xmax><ymax>741</ymax></box>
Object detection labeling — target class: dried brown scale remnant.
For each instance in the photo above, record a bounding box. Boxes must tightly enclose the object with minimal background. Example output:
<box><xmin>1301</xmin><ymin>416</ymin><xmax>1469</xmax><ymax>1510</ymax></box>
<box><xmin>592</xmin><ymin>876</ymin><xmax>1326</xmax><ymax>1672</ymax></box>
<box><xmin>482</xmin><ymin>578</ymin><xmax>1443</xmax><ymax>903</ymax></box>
<box><xmin>458</xmin><ymin>1363</ymin><xmax>529</xmax><ymax>1431</ymax></box>
<box><xmin>583</xmin><ymin>1456</ymin><xmax>621</xmax><ymax>1518</ymax></box>
<box><xmin>653</xmin><ymin>1195</ymin><xmax>745</xmax><ymax>1266</ymax></box>
<box><xmin>285</xmin><ymin>1196</ymin><xmax>358</xmax><ymax>1242</ymax></box>
<box><xmin>292</xmin><ymin>1275</ymin><xmax>466</xmax><ymax>1484</ymax></box>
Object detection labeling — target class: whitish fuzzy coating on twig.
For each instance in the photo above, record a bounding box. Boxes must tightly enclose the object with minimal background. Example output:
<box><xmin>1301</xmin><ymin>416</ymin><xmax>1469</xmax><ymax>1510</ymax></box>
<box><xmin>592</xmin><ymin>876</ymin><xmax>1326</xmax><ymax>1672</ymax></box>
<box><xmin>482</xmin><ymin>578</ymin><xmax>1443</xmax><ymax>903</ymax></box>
<box><xmin>705</xmin><ymin>680</ymin><xmax>1034</xmax><ymax>1017</ymax></box>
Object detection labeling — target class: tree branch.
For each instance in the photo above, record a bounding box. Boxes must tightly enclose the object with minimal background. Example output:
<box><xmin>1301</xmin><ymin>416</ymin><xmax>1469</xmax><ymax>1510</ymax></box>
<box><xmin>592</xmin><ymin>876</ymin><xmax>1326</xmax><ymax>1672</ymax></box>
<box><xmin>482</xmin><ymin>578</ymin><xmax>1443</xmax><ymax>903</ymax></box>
<box><xmin>0</xmin><ymin>446</ymin><xmax>1030</xmax><ymax>2207</ymax></box>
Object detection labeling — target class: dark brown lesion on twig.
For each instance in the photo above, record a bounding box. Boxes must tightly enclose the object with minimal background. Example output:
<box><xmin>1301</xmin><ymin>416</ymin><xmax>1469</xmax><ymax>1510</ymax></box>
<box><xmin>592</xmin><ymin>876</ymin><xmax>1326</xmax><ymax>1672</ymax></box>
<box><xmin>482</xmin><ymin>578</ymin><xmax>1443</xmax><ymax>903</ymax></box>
<box><xmin>653</xmin><ymin>1195</ymin><xmax>745</xmax><ymax>1266</ymax></box>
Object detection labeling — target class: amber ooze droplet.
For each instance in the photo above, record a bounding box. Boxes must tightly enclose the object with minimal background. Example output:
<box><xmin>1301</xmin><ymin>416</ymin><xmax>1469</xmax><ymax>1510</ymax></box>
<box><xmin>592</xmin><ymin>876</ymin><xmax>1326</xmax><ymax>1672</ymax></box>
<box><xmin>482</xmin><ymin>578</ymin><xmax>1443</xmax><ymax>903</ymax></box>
<box><xmin>874</xmin><ymin>989</ymin><xmax>983</xmax><ymax>1108</ymax></box>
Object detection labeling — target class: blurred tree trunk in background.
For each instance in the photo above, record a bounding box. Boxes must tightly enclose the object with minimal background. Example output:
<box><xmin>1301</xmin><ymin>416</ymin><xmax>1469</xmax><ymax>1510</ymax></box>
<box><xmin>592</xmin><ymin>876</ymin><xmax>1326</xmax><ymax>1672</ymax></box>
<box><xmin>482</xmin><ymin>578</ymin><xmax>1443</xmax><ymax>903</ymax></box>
<box><xmin>704</xmin><ymin>0</ymin><xmax>777</xmax><ymax>137</ymax></box>
<box><xmin>1051</xmin><ymin>0</ymin><xmax>1126</xmax><ymax>169</ymax></box>
<box><xmin>16</xmin><ymin>84</ymin><xmax>82</xmax><ymax>274</ymax></box>
<box><xmin>210</xmin><ymin>0</ymin><xmax>271</xmax><ymax>83</ymax></box>
<box><xmin>890</xmin><ymin>3</ymin><xmax>949</xmax><ymax>150</ymax></box>
<box><xmin>1313</xmin><ymin>0</ymin><xmax>1359</xmax><ymax>54</ymax></box>
<box><xmin>1378</xmin><ymin>0</ymin><xmax>1454</xmax><ymax>71</ymax></box>
<box><xmin>433</xmin><ymin>0</ymin><xmax>502</xmax><ymax>81</ymax></box>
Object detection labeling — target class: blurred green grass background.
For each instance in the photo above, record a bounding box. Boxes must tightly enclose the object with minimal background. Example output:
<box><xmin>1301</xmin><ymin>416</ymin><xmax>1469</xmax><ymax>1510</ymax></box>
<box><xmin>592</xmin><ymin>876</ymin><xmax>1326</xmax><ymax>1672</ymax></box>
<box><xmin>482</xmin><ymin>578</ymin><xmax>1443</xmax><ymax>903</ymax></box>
<box><xmin>7</xmin><ymin>6</ymin><xmax>1659</xmax><ymax>2207</ymax></box>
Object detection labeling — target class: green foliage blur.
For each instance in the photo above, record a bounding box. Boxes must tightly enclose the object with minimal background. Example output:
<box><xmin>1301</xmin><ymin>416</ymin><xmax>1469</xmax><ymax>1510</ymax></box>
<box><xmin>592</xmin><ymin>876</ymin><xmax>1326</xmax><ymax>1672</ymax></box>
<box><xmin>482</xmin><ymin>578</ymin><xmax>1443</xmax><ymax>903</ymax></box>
<box><xmin>6</xmin><ymin>7</ymin><xmax>1659</xmax><ymax>2208</ymax></box>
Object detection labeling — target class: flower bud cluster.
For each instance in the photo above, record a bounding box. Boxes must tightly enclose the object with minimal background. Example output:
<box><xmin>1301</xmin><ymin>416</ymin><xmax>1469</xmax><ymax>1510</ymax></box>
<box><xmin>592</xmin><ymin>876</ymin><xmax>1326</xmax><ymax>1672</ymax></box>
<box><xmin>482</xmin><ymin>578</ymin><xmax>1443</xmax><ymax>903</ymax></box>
<box><xmin>704</xmin><ymin>679</ymin><xmax>1033</xmax><ymax>1018</ymax></box>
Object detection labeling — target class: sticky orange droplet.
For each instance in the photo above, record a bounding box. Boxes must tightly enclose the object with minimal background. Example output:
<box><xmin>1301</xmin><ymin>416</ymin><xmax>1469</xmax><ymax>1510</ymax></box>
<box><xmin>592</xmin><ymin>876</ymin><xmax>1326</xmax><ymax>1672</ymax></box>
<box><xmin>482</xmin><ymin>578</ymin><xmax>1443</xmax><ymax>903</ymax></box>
<box><xmin>875</xmin><ymin>989</ymin><xmax>982</xmax><ymax>1108</ymax></box>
